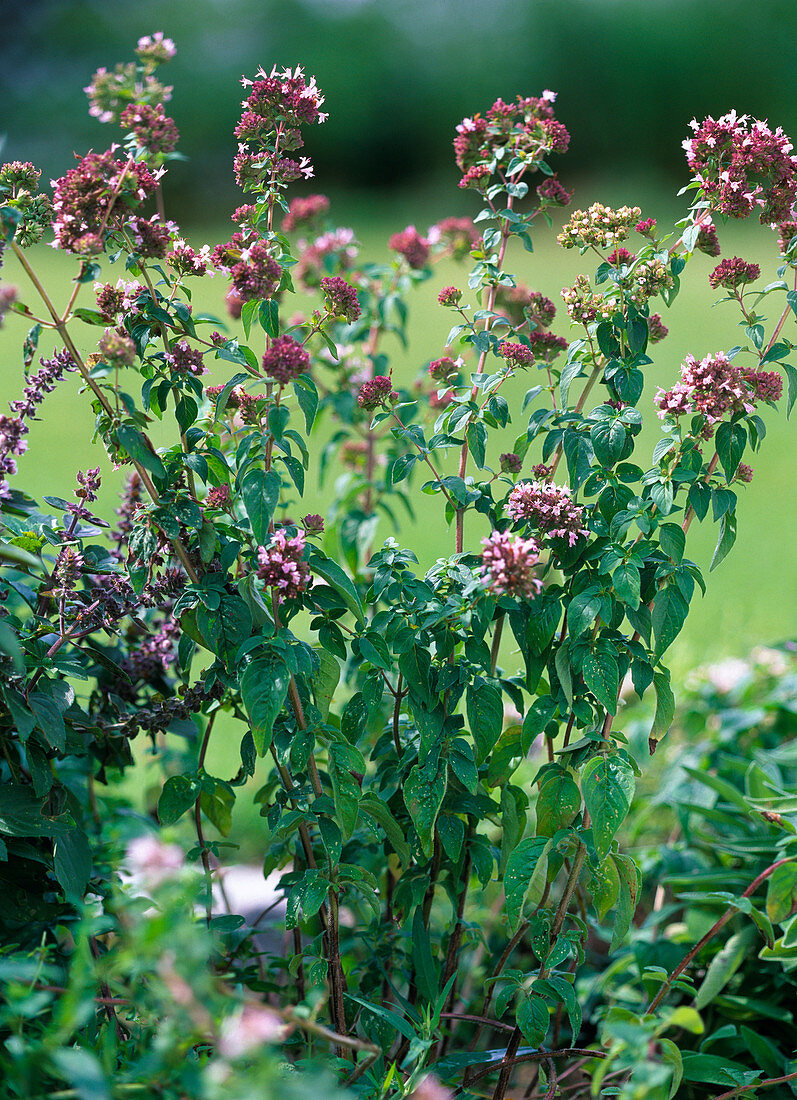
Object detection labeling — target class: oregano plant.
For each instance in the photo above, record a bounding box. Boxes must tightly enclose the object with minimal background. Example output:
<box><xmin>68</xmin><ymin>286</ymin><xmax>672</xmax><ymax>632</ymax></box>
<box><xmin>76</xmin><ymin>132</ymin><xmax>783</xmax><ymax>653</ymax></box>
<box><xmin>1</xmin><ymin>34</ymin><xmax>796</xmax><ymax>1100</ymax></box>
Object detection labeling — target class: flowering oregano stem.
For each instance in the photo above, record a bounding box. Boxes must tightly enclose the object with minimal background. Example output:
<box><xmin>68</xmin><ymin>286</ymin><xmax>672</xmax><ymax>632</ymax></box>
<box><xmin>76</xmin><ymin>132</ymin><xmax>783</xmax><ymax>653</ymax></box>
<box><xmin>9</xmin><ymin>241</ymin><xmax>201</xmax><ymax>584</ymax></box>
<box><xmin>456</xmin><ymin>193</ymin><xmax>517</xmax><ymax>553</ymax></box>
<box><xmin>646</xmin><ymin>856</ymin><xmax>796</xmax><ymax>1015</ymax></box>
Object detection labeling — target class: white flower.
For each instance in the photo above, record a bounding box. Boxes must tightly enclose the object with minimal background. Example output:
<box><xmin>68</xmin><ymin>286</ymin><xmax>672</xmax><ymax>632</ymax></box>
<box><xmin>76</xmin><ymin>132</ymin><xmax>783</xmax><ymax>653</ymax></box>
<box><xmin>218</xmin><ymin>1004</ymin><xmax>290</xmax><ymax>1058</ymax></box>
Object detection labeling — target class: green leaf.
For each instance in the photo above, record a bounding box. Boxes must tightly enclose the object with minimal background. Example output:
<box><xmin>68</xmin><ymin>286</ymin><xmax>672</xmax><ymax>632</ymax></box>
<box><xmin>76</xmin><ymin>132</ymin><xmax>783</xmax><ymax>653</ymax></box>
<box><xmin>659</xmin><ymin>1037</ymin><xmax>684</xmax><ymax>1100</ymax></box>
<box><xmin>115</xmin><ymin>425</ymin><xmax>165</xmax><ymax>479</ymax></box>
<box><xmin>412</xmin><ymin>907</ymin><xmax>439</xmax><ymax>1003</ymax></box>
<box><xmin>766</xmin><ymin>860</ymin><xmax>797</xmax><ymax>922</ymax></box>
<box><xmin>516</xmin><ymin>993</ymin><xmax>549</xmax><ymax>1046</ymax></box>
<box><xmin>504</xmin><ymin>836</ymin><xmax>551</xmax><ymax>930</ymax></box>
<box><xmin>28</xmin><ymin>692</ymin><xmax>66</xmax><ymax>752</ymax></box>
<box><xmin>582</xmin><ymin>643</ymin><xmax>619</xmax><ymax>714</ymax></box>
<box><xmin>710</xmin><ymin>510</ymin><xmax>736</xmax><ymax>572</ymax></box>
<box><xmin>535</xmin><ymin>770</ymin><xmax>581</xmax><ymax>837</ymax></box>
<box><xmin>404</xmin><ymin>760</ymin><xmax>447</xmax><ymax>858</ymax></box>
<box><xmin>241</xmin><ymin>468</ymin><xmax>281</xmax><ymax>545</ymax></box>
<box><xmin>0</xmin><ymin>784</ymin><xmax>69</xmax><ymax>838</ymax></box>
<box><xmin>582</xmin><ymin>755</ymin><xmax>635</xmax><ymax>860</ymax></box>
<box><xmin>51</xmin><ymin>1049</ymin><xmax>111</xmax><ymax>1100</ymax></box>
<box><xmin>158</xmin><ymin>775</ymin><xmax>199</xmax><ymax>825</ymax></box>
<box><xmin>240</xmin><ymin>654</ymin><xmax>290</xmax><ymax>754</ymax></box>
<box><xmin>652</xmin><ymin>585</ymin><xmax>688</xmax><ymax>657</ymax></box>
<box><xmin>566</xmin><ymin>589</ymin><xmax>602</xmax><ymax>638</ymax></box>
<box><xmin>196</xmin><ymin>594</ymin><xmax>252</xmax><ymax>663</ymax></box>
<box><xmin>588</xmin><ymin>856</ymin><xmax>620</xmax><ymax>921</ymax></box>
<box><xmin>650</xmin><ymin>668</ymin><xmax>675</xmax><ymax>746</ymax></box>
<box><xmin>259</xmin><ymin>297</ymin><xmax>279</xmax><ymax>338</ymax></box>
<box><xmin>309</xmin><ymin>551</ymin><xmax>366</xmax><ymax>625</ymax></box>
<box><xmin>53</xmin><ymin>829</ymin><xmax>92</xmax><ymax>899</ymax></box>
<box><xmin>610</xmin><ymin>852</ymin><xmax>641</xmax><ymax>951</ymax></box>
<box><xmin>659</xmin><ymin>522</ymin><xmax>686</xmax><ymax>564</ymax></box>
<box><xmin>715</xmin><ymin>421</ymin><xmax>746</xmax><ymax>481</ymax></box>
<box><xmin>590</xmin><ymin>418</ymin><xmax>627</xmax><ymax>466</ymax></box>
<box><xmin>213</xmin><ymin>372</ymin><xmax>249</xmax><ymax>420</ymax></box>
<box><xmin>613</xmin><ymin>560</ymin><xmax>641</xmax><ymax>607</ymax></box>
<box><xmin>466</xmin><ymin>681</ymin><xmax>503</xmax><ymax>764</ymax></box>
<box><xmin>345</xmin><ymin>995</ymin><xmax>417</xmax><ymax>1042</ymax></box>
<box><xmin>359</xmin><ymin>793</ymin><xmax>411</xmax><ymax>866</ymax></box>
<box><xmin>328</xmin><ymin>741</ymin><xmax>364</xmax><ymax>837</ymax></box>
<box><xmin>311</xmin><ymin>648</ymin><xmax>340</xmax><ymax>721</ymax></box>
<box><xmin>695</xmin><ymin>925</ymin><xmax>757</xmax><ymax>1009</ymax></box>
<box><xmin>466</xmin><ymin>421</ymin><xmax>487</xmax><ymax>468</ymax></box>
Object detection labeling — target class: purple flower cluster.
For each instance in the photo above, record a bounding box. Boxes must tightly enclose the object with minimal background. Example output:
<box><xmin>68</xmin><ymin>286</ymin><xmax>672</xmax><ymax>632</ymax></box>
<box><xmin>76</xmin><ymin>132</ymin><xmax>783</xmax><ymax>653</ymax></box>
<box><xmin>389</xmin><ymin>226</ymin><xmax>430</xmax><ymax>270</ymax></box>
<box><xmin>256</xmin><ymin>528</ymin><xmax>311</xmax><ymax>599</ymax></box>
<box><xmin>536</xmin><ymin>176</ymin><xmax>573</xmax><ymax>206</ymax></box>
<box><xmin>480</xmin><ymin>529</ymin><xmax>543</xmax><ymax>599</ymax></box>
<box><xmin>684</xmin><ymin>111</ymin><xmax>797</xmax><ymax>223</ymax></box>
<box><xmin>429</xmin><ymin>357</ymin><xmax>459</xmax><ymax>383</ymax></box>
<box><xmin>0</xmin><ymin>350</ymin><xmax>76</xmax><ymax>498</ymax></box>
<box><xmin>52</xmin><ymin>150</ymin><xmax>159</xmax><ymax>253</ymax></box>
<box><xmin>499</xmin><ymin>452</ymin><xmax>523</xmax><ymax>474</ymax></box>
<box><xmin>745</xmin><ymin>369</ymin><xmax>783</xmax><ymax>403</ymax></box>
<box><xmin>261</xmin><ymin>335</ymin><xmax>310</xmax><ymax>384</ymax></box>
<box><xmin>302</xmin><ymin>512</ymin><xmax>324</xmax><ymax>534</ymax></box>
<box><xmin>648</xmin><ymin>313</ymin><xmax>669</xmax><ymax>343</ymax></box>
<box><xmin>320</xmin><ymin>275</ymin><xmax>361</xmax><ymax>323</ymax></box>
<box><xmin>498</xmin><ymin>341</ymin><xmax>534</xmax><ymax>366</ymax></box>
<box><xmin>357</xmin><ymin>374</ymin><xmax>398</xmax><ymax>411</ymax></box>
<box><xmin>121</xmin><ymin>103</ymin><xmax>179</xmax><ymax>155</ymax></box>
<box><xmin>53</xmin><ymin>546</ymin><xmax>84</xmax><ymax>602</ymax></box>
<box><xmin>204</xmin><ymin>483</ymin><xmax>231</xmax><ymax>510</ymax></box>
<box><xmin>655</xmin><ymin>352</ymin><xmax>756</xmax><ymax>425</ymax></box>
<box><xmin>295</xmin><ymin>227</ymin><xmax>358</xmax><ymax>288</ymax></box>
<box><xmin>527</xmin><ymin>330</ymin><xmax>568</xmax><ymax>361</ymax></box>
<box><xmin>506</xmin><ymin>480</ymin><xmax>590</xmax><ymax>546</ymax></box>
<box><xmin>166</xmin><ymin>339</ymin><xmax>206</xmax><ymax>376</ymax></box>
<box><xmin>282</xmin><ymin>194</ymin><xmax>329</xmax><ymax>231</ymax></box>
<box><xmin>696</xmin><ymin>223</ymin><xmax>721</xmax><ymax>256</ymax></box>
<box><xmin>454</xmin><ymin>93</ymin><xmax>569</xmax><ymax>189</ymax></box>
<box><xmin>211</xmin><ymin>234</ymin><xmax>281</xmax><ymax>302</ymax></box>
<box><xmin>122</xmin><ymin>618</ymin><xmax>180</xmax><ymax>685</ymax></box>
<box><xmin>84</xmin><ymin>64</ymin><xmax>173</xmax><ymax>126</ymax></box>
<box><xmin>709</xmin><ymin>256</ymin><xmax>761</xmax><ymax>290</ymax></box>
<box><xmin>126</xmin><ymin>215</ymin><xmax>174</xmax><ymax>258</ymax></box>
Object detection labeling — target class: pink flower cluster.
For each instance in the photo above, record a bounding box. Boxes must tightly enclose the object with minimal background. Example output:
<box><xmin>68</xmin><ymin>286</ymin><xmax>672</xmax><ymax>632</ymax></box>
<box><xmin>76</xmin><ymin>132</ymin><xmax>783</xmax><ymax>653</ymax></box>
<box><xmin>121</xmin><ymin>103</ymin><xmax>179</xmax><ymax>155</ymax></box>
<box><xmin>536</xmin><ymin>176</ymin><xmax>573</xmax><ymax>206</ymax></box>
<box><xmin>52</xmin><ymin>150</ymin><xmax>159</xmax><ymax>253</ymax></box>
<box><xmin>233</xmin><ymin>66</ymin><xmax>326</xmax><ymax>193</ymax></box>
<box><xmin>136</xmin><ymin>32</ymin><xmax>177</xmax><ymax>64</ymax></box>
<box><xmin>282</xmin><ymin>193</ymin><xmax>330</xmax><ymax>231</ymax></box>
<box><xmin>437</xmin><ymin>285</ymin><xmax>462</xmax><ymax>307</ymax></box>
<box><xmin>648</xmin><ymin>313</ymin><xmax>669</xmax><ymax>343</ymax></box>
<box><xmin>655</xmin><ymin>352</ymin><xmax>756</xmax><ymax>424</ymax></box>
<box><xmin>708</xmin><ymin>256</ymin><xmax>761</xmax><ymax>290</ymax></box>
<box><xmin>99</xmin><ymin>327</ymin><xmax>136</xmax><ymax>367</ymax></box>
<box><xmin>167</xmin><ymin>239</ymin><xmax>210</xmax><ymax>277</ymax></box>
<box><xmin>389</xmin><ymin>226</ymin><xmax>430</xmax><ymax>270</ymax></box>
<box><xmin>357</xmin><ymin>374</ymin><xmax>398</xmax><ymax>411</ymax></box>
<box><xmin>506</xmin><ymin>480</ymin><xmax>590</xmax><ymax>546</ymax></box>
<box><xmin>205</xmin><ymin>484</ymin><xmax>231</xmax><ymax>509</ymax></box>
<box><xmin>262</xmin><ymin>335</ymin><xmax>310</xmax><ymax>384</ymax></box>
<box><xmin>320</xmin><ymin>275</ymin><xmax>361</xmax><ymax>323</ymax></box>
<box><xmin>0</xmin><ymin>284</ymin><xmax>17</xmax><ymax>328</ymax></box>
<box><xmin>454</xmin><ymin>94</ymin><xmax>569</xmax><ymax>190</ymax></box>
<box><xmin>684</xmin><ymin>111</ymin><xmax>797</xmax><ymax>224</ymax></box>
<box><xmin>498</xmin><ymin>341</ymin><xmax>534</xmax><ymax>366</ymax></box>
<box><xmin>0</xmin><ymin>350</ymin><xmax>76</xmax><ymax>498</ymax></box>
<box><xmin>211</xmin><ymin>233</ymin><xmax>281</xmax><ymax>302</ymax></box>
<box><xmin>480</xmin><ymin>529</ymin><xmax>543</xmax><ymax>599</ymax></box>
<box><xmin>429</xmin><ymin>357</ymin><xmax>459</xmax><ymax>383</ymax></box>
<box><xmin>256</xmin><ymin>529</ymin><xmax>311</xmax><ymax>599</ymax></box>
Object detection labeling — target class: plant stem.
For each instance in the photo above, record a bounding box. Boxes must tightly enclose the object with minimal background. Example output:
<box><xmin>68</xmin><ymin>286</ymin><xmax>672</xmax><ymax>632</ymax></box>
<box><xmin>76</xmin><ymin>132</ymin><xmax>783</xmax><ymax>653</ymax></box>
<box><xmin>713</xmin><ymin>1071</ymin><xmax>797</xmax><ymax>1099</ymax></box>
<box><xmin>194</xmin><ymin>711</ymin><xmax>218</xmax><ymax>924</ymax></box>
<box><xmin>490</xmin><ymin>613</ymin><xmax>505</xmax><ymax>676</ymax></box>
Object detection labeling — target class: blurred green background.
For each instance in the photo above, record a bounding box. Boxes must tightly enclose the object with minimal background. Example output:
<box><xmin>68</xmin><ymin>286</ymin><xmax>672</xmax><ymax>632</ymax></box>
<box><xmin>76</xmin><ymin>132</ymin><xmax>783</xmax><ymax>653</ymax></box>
<box><xmin>1</xmin><ymin>0</ymin><xmax>796</xmax><ymax>676</ymax></box>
